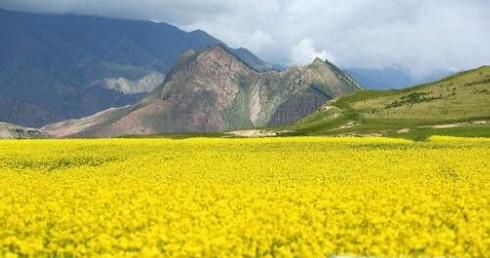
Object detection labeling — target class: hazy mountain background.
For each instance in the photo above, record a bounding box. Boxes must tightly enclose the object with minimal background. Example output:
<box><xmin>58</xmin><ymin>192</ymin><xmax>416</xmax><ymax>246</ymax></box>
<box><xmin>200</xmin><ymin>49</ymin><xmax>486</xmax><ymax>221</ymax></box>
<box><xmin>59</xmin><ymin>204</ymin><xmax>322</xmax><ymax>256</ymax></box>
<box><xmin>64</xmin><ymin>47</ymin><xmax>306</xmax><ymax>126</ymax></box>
<box><xmin>346</xmin><ymin>68</ymin><xmax>451</xmax><ymax>90</ymax></box>
<box><xmin>0</xmin><ymin>8</ymin><xmax>269</xmax><ymax>127</ymax></box>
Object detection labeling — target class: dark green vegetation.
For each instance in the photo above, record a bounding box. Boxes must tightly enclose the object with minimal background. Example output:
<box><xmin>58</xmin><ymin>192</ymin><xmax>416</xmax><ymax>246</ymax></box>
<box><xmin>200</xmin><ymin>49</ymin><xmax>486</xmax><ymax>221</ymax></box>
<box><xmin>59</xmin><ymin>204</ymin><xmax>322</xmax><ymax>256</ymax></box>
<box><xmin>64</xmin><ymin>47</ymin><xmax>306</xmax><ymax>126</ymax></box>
<box><xmin>0</xmin><ymin>8</ymin><xmax>267</xmax><ymax>127</ymax></box>
<box><xmin>289</xmin><ymin>66</ymin><xmax>490</xmax><ymax>140</ymax></box>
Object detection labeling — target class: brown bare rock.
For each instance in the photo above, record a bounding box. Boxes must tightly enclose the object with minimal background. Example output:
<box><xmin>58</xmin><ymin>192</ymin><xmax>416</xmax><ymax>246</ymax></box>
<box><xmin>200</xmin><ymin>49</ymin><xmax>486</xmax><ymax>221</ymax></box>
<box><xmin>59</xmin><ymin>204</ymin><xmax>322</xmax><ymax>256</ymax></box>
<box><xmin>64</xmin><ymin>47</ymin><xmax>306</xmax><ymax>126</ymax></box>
<box><xmin>45</xmin><ymin>46</ymin><xmax>361</xmax><ymax>137</ymax></box>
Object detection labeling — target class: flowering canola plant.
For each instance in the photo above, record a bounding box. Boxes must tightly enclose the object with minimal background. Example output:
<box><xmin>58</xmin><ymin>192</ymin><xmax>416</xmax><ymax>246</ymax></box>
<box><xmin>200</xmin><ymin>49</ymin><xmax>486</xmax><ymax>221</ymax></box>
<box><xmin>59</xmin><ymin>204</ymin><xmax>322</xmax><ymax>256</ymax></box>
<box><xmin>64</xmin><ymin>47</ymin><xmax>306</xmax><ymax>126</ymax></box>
<box><xmin>0</xmin><ymin>137</ymin><xmax>488</xmax><ymax>257</ymax></box>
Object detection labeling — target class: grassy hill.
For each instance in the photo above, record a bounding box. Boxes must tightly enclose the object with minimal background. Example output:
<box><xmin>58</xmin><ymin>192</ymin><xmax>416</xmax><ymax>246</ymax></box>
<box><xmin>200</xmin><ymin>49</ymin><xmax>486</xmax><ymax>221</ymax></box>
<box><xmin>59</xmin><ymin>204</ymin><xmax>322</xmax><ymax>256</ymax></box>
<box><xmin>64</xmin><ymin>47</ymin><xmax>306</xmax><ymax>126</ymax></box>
<box><xmin>288</xmin><ymin>66</ymin><xmax>490</xmax><ymax>140</ymax></box>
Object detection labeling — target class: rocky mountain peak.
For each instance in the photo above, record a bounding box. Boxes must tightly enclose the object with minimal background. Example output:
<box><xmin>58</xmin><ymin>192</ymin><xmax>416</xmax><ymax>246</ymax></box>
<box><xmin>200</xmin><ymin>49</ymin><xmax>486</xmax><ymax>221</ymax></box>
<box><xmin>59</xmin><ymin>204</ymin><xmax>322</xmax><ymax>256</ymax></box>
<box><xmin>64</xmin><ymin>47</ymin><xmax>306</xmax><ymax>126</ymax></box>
<box><xmin>191</xmin><ymin>45</ymin><xmax>255</xmax><ymax>73</ymax></box>
<box><xmin>155</xmin><ymin>45</ymin><xmax>257</xmax><ymax>105</ymax></box>
<box><xmin>312</xmin><ymin>57</ymin><xmax>326</xmax><ymax>65</ymax></box>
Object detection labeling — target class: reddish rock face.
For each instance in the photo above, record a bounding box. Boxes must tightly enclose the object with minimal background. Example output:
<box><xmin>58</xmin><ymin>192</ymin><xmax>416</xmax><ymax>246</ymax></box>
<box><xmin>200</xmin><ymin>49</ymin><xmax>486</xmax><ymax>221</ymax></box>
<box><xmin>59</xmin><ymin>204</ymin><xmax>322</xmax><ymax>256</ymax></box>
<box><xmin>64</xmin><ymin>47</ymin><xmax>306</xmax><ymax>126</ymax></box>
<box><xmin>269</xmin><ymin>88</ymin><xmax>331</xmax><ymax>126</ymax></box>
<box><xmin>44</xmin><ymin>46</ymin><xmax>361</xmax><ymax>137</ymax></box>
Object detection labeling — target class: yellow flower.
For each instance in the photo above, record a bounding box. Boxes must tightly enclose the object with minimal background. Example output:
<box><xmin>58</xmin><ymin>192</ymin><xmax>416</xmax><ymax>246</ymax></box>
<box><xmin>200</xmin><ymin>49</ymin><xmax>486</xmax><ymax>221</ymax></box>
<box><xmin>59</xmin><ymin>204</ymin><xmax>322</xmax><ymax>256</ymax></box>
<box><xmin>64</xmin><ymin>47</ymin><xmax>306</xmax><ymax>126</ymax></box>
<box><xmin>0</xmin><ymin>137</ymin><xmax>487</xmax><ymax>257</ymax></box>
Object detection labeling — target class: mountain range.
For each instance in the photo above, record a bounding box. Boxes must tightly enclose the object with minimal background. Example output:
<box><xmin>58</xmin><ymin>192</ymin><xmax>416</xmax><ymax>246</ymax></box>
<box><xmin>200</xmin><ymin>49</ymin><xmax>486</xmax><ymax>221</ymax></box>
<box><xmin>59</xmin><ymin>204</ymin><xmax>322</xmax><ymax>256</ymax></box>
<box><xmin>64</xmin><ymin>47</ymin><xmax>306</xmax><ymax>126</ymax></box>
<box><xmin>1</xmin><ymin>8</ymin><xmax>487</xmax><ymax>139</ymax></box>
<box><xmin>0</xmin><ymin>8</ymin><xmax>268</xmax><ymax>127</ymax></box>
<box><xmin>0</xmin><ymin>8</ymin><xmax>447</xmax><ymax>129</ymax></box>
<box><xmin>42</xmin><ymin>46</ymin><xmax>360</xmax><ymax>137</ymax></box>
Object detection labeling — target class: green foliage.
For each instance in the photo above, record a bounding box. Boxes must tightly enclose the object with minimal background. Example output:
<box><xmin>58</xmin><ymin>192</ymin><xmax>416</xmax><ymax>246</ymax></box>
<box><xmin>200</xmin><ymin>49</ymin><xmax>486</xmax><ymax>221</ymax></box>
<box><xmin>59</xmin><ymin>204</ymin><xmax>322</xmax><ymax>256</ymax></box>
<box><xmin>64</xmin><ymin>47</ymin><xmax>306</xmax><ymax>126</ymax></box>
<box><xmin>385</xmin><ymin>92</ymin><xmax>442</xmax><ymax>109</ymax></box>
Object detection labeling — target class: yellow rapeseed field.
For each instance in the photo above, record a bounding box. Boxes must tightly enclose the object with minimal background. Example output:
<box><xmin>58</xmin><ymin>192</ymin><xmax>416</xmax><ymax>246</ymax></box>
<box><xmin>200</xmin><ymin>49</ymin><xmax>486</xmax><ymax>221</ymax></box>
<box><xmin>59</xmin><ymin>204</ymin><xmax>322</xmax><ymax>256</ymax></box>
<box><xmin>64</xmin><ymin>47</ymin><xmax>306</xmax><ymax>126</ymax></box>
<box><xmin>0</xmin><ymin>137</ymin><xmax>489</xmax><ymax>258</ymax></box>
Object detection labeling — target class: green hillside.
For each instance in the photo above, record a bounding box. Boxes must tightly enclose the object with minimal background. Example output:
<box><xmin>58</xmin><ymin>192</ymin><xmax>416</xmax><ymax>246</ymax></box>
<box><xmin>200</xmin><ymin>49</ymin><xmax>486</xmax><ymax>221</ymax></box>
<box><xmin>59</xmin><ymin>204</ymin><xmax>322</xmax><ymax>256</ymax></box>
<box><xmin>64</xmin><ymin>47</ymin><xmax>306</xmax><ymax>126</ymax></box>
<box><xmin>288</xmin><ymin>66</ymin><xmax>490</xmax><ymax>140</ymax></box>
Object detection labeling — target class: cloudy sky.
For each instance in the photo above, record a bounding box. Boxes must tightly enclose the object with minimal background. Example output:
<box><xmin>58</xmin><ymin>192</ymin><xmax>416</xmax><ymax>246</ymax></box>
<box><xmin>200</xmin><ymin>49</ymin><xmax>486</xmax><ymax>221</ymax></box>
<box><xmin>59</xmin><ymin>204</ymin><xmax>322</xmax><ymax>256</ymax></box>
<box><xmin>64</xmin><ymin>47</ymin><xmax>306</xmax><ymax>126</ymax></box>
<box><xmin>2</xmin><ymin>0</ymin><xmax>489</xmax><ymax>78</ymax></box>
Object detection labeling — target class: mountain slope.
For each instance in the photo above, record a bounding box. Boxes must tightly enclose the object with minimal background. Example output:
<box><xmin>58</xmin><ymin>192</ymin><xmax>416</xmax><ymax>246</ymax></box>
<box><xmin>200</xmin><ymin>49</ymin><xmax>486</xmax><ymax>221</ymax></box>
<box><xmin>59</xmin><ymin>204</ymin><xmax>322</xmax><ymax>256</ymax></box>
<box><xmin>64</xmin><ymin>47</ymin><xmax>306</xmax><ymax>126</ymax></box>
<box><xmin>44</xmin><ymin>46</ymin><xmax>360</xmax><ymax>137</ymax></box>
<box><xmin>291</xmin><ymin>66</ymin><xmax>490</xmax><ymax>139</ymax></box>
<box><xmin>0</xmin><ymin>8</ymin><xmax>267</xmax><ymax>127</ymax></box>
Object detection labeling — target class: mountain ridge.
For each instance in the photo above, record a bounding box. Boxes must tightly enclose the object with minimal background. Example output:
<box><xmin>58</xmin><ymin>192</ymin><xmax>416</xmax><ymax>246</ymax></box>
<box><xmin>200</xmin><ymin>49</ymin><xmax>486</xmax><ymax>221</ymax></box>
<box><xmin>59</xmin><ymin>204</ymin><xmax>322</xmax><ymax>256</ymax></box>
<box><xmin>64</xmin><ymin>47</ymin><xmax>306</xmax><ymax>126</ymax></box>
<box><xmin>42</xmin><ymin>46</ymin><xmax>361</xmax><ymax>137</ymax></box>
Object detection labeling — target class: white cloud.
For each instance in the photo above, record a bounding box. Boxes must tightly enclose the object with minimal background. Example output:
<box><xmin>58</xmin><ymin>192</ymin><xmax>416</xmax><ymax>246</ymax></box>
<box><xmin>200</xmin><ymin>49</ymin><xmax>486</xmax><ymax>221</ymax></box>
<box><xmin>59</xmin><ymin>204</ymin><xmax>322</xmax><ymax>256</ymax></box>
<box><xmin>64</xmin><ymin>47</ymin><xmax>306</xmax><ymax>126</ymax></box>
<box><xmin>104</xmin><ymin>72</ymin><xmax>165</xmax><ymax>94</ymax></box>
<box><xmin>289</xmin><ymin>38</ymin><xmax>335</xmax><ymax>65</ymax></box>
<box><xmin>248</xmin><ymin>31</ymin><xmax>276</xmax><ymax>53</ymax></box>
<box><xmin>1</xmin><ymin>0</ymin><xmax>489</xmax><ymax>77</ymax></box>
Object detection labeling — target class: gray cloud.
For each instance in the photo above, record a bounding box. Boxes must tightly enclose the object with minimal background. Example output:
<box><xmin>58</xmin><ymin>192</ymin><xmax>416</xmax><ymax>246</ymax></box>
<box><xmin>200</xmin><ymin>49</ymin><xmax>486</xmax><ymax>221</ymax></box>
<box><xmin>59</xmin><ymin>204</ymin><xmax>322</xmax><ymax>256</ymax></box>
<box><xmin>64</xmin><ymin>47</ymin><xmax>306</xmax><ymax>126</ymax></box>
<box><xmin>2</xmin><ymin>0</ymin><xmax>489</xmax><ymax>77</ymax></box>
